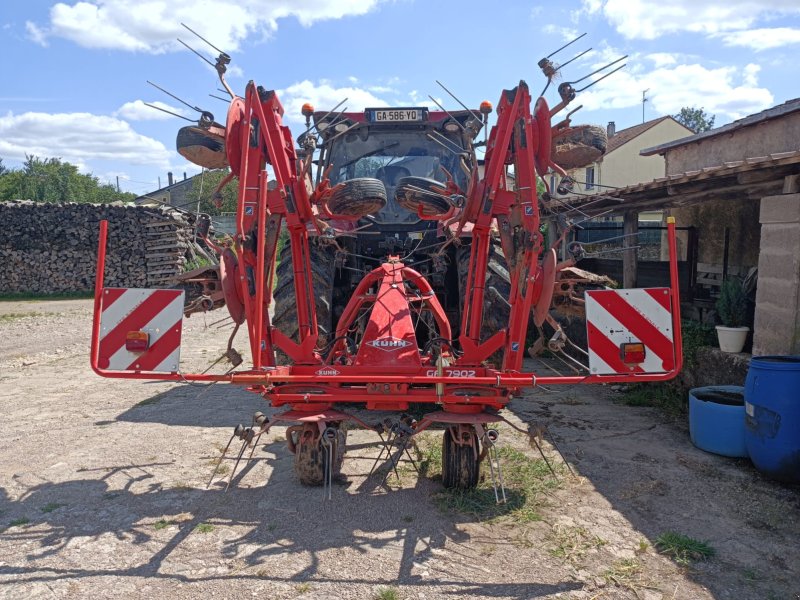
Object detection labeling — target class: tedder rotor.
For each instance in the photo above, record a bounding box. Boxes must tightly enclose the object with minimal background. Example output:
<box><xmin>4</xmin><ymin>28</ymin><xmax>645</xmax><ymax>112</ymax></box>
<box><xmin>91</xmin><ymin>38</ymin><xmax>683</xmax><ymax>499</ymax></box>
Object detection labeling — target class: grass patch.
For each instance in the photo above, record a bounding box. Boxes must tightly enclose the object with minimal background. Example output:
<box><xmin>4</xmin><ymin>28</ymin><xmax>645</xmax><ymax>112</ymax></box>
<box><xmin>420</xmin><ymin>441</ymin><xmax>561</xmax><ymax>522</ymax></box>
<box><xmin>295</xmin><ymin>582</ymin><xmax>312</xmax><ymax>594</ymax></box>
<box><xmin>0</xmin><ymin>312</ymin><xmax>45</xmax><ymax>323</ymax></box>
<box><xmin>602</xmin><ymin>558</ymin><xmax>657</xmax><ymax>593</ymax></box>
<box><xmin>194</xmin><ymin>522</ymin><xmax>214</xmax><ymax>534</ymax></box>
<box><xmin>8</xmin><ymin>517</ymin><xmax>30</xmax><ymax>527</ymax></box>
<box><xmin>0</xmin><ymin>291</ymin><xmax>93</xmax><ymax>302</ymax></box>
<box><xmin>40</xmin><ymin>502</ymin><xmax>64</xmax><ymax>513</ymax></box>
<box><xmin>618</xmin><ymin>382</ymin><xmax>685</xmax><ymax>416</ymax></box>
<box><xmin>374</xmin><ymin>587</ymin><xmax>400</xmax><ymax>600</ymax></box>
<box><xmin>208</xmin><ymin>457</ymin><xmax>230</xmax><ymax>476</ymax></box>
<box><xmin>654</xmin><ymin>531</ymin><xmax>715</xmax><ymax>565</ymax></box>
<box><xmin>154</xmin><ymin>519</ymin><xmax>171</xmax><ymax>530</ymax></box>
<box><xmin>681</xmin><ymin>319</ymin><xmax>716</xmax><ymax>369</ymax></box>
<box><xmin>547</xmin><ymin>524</ymin><xmax>606</xmax><ymax>564</ymax></box>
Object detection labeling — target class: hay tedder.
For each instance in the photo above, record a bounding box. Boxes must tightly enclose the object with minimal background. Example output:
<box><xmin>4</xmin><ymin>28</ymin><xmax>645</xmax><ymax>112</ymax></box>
<box><xmin>91</xmin><ymin>36</ymin><xmax>683</xmax><ymax>498</ymax></box>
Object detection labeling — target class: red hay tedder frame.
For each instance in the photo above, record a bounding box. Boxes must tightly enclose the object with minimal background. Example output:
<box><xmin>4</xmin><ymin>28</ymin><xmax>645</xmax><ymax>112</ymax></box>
<box><xmin>91</xmin><ymin>79</ymin><xmax>683</xmax><ymax>421</ymax></box>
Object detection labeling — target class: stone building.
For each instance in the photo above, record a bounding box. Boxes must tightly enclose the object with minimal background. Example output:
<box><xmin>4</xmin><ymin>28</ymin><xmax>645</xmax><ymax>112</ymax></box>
<box><xmin>553</xmin><ymin>98</ymin><xmax>800</xmax><ymax>356</ymax></box>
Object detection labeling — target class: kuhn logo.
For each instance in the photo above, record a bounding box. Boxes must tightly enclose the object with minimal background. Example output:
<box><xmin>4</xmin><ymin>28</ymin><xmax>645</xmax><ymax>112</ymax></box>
<box><xmin>315</xmin><ymin>367</ymin><xmax>340</xmax><ymax>376</ymax></box>
<box><xmin>367</xmin><ymin>337</ymin><xmax>412</xmax><ymax>351</ymax></box>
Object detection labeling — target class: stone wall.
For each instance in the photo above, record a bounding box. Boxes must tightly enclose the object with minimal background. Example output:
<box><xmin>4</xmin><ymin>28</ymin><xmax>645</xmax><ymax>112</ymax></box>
<box><xmin>0</xmin><ymin>201</ymin><xmax>198</xmax><ymax>294</ymax></box>
<box><xmin>753</xmin><ymin>193</ymin><xmax>800</xmax><ymax>355</ymax></box>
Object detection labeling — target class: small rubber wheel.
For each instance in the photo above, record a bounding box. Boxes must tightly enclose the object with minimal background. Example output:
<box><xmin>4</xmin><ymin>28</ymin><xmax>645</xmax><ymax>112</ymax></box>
<box><xmin>441</xmin><ymin>428</ymin><xmax>480</xmax><ymax>489</ymax></box>
<box><xmin>292</xmin><ymin>424</ymin><xmax>347</xmax><ymax>486</ymax></box>
<box><xmin>176</xmin><ymin>126</ymin><xmax>228</xmax><ymax>169</ymax></box>
<box><xmin>327</xmin><ymin>178</ymin><xmax>387</xmax><ymax>217</ymax></box>
<box><xmin>394</xmin><ymin>176</ymin><xmax>452</xmax><ymax>216</ymax></box>
<box><xmin>550</xmin><ymin>124</ymin><xmax>608</xmax><ymax>170</ymax></box>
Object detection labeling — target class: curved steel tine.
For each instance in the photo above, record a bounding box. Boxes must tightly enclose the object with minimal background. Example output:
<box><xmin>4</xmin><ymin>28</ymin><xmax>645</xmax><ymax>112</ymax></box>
<box><xmin>225</xmin><ymin>436</ymin><xmax>250</xmax><ymax>492</ymax></box>
<box><xmin>207</xmin><ymin>432</ymin><xmax>236</xmax><ymax>489</ymax></box>
<box><xmin>368</xmin><ymin>431</ymin><xmax>392</xmax><ymax>477</ymax></box>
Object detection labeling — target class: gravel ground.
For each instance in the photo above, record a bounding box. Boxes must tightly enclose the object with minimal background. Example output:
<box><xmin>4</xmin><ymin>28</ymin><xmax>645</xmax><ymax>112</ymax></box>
<box><xmin>0</xmin><ymin>299</ymin><xmax>798</xmax><ymax>600</ymax></box>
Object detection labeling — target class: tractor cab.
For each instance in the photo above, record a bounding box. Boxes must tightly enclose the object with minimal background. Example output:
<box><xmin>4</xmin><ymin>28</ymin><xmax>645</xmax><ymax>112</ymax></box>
<box><xmin>314</xmin><ymin>108</ymin><xmax>480</xmax><ymax>225</ymax></box>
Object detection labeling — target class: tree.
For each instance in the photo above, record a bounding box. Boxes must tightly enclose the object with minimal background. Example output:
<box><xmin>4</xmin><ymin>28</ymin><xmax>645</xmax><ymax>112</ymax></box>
<box><xmin>0</xmin><ymin>155</ymin><xmax>135</xmax><ymax>203</ymax></box>
<box><xmin>673</xmin><ymin>107</ymin><xmax>716</xmax><ymax>133</ymax></box>
<box><xmin>184</xmin><ymin>168</ymin><xmax>239</xmax><ymax>215</ymax></box>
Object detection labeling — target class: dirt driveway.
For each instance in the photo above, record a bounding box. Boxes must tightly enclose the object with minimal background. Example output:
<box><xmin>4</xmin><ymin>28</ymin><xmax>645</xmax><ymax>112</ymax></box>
<box><xmin>0</xmin><ymin>299</ymin><xmax>797</xmax><ymax>599</ymax></box>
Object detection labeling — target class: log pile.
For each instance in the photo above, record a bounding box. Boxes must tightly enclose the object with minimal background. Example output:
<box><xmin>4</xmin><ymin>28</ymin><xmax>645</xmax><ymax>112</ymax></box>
<box><xmin>0</xmin><ymin>201</ymin><xmax>200</xmax><ymax>294</ymax></box>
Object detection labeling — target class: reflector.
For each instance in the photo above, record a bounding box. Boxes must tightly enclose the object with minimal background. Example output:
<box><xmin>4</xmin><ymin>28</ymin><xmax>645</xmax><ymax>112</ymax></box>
<box><xmin>620</xmin><ymin>342</ymin><xmax>645</xmax><ymax>364</ymax></box>
<box><xmin>126</xmin><ymin>331</ymin><xmax>150</xmax><ymax>352</ymax></box>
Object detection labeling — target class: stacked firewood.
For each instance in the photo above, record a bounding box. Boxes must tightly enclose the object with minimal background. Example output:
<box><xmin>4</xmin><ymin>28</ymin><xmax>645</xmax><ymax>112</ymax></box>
<box><xmin>0</xmin><ymin>200</ymin><xmax>201</xmax><ymax>293</ymax></box>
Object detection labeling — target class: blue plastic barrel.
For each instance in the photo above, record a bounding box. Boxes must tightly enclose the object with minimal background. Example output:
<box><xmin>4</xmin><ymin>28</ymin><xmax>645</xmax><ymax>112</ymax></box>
<box><xmin>689</xmin><ymin>386</ymin><xmax>747</xmax><ymax>457</ymax></box>
<box><xmin>744</xmin><ymin>356</ymin><xmax>800</xmax><ymax>483</ymax></box>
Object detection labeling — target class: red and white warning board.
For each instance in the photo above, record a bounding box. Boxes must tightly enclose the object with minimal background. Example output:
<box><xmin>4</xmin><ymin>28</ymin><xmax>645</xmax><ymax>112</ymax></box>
<box><xmin>585</xmin><ymin>288</ymin><xmax>676</xmax><ymax>375</ymax></box>
<box><xmin>98</xmin><ymin>288</ymin><xmax>184</xmax><ymax>373</ymax></box>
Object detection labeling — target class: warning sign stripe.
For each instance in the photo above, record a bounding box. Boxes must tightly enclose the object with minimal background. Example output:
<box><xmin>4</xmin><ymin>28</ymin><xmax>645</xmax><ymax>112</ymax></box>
<box><xmin>99</xmin><ymin>288</ymin><xmax>184</xmax><ymax>373</ymax></box>
<box><xmin>124</xmin><ymin>320</ymin><xmax>182</xmax><ymax>371</ymax></box>
<box><xmin>586</xmin><ymin>321</ymin><xmax>645</xmax><ymax>374</ymax></box>
<box><xmin>101</xmin><ymin>288</ymin><xmax>127</xmax><ymax>311</ymax></box>
<box><xmin>101</xmin><ymin>290</ymin><xmax>181</xmax><ymax>357</ymax></box>
<box><xmin>590</xmin><ymin>291</ymin><xmax>673</xmax><ymax>366</ymax></box>
<box><xmin>586</xmin><ymin>288</ymin><xmax>675</xmax><ymax>375</ymax></box>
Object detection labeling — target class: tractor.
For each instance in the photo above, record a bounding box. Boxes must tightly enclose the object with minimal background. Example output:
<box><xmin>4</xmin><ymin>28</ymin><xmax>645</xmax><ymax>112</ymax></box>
<box><xmin>91</xmin><ymin>37</ymin><xmax>683</xmax><ymax>497</ymax></box>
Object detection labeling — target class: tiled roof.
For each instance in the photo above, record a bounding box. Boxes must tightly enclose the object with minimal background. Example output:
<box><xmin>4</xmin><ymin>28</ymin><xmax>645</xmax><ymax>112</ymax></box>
<box><xmin>641</xmin><ymin>98</ymin><xmax>800</xmax><ymax>156</ymax></box>
<box><xmin>606</xmin><ymin>116</ymin><xmax>676</xmax><ymax>154</ymax></box>
<box><xmin>546</xmin><ymin>150</ymin><xmax>800</xmax><ymax>215</ymax></box>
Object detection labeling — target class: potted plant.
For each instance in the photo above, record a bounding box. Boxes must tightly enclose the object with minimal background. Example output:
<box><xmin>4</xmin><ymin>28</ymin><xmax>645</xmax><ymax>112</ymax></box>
<box><xmin>715</xmin><ymin>278</ymin><xmax>749</xmax><ymax>353</ymax></box>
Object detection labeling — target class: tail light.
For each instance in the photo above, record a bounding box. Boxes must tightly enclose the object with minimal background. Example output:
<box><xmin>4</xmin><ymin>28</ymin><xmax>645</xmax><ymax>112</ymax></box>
<box><xmin>620</xmin><ymin>342</ymin><xmax>645</xmax><ymax>365</ymax></box>
<box><xmin>126</xmin><ymin>331</ymin><xmax>150</xmax><ymax>352</ymax></box>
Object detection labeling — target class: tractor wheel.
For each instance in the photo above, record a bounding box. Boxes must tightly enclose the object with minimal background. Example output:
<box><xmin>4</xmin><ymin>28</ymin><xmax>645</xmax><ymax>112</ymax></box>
<box><xmin>456</xmin><ymin>239</ymin><xmax>512</xmax><ymax>345</ymax></box>
<box><xmin>394</xmin><ymin>176</ymin><xmax>452</xmax><ymax>216</ymax></box>
<box><xmin>441</xmin><ymin>427</ymin><xmax>480</xmax><ymax>489</ymax></box>
<box><xmin>272</xmin><ymin>237</ymin><xmax>336</xmax><ymax>364</ymax></box>
<box><xmin>292</xmin><ymin>423</ymin><xmax>347</xmax><ymax>486</ymax></box>
<box><xmin>550</xmin><ymin>124</ymin><xmax>608</xmax><ymax>171</ymax></box>
<box><xmin>328</xmin><ymin>178</ymin><xmax>387</xmax><ymax>217</ymax></box>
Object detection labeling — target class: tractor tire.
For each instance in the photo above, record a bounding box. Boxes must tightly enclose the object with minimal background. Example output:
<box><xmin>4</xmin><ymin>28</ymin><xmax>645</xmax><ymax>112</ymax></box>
<box><xmin>395</xmin><ymin>176</ymin><xmax>452</xmax><ymax>216</ymax></box>
<box><xmin>441</xmin><ymin>427</ymin><xmax>480</xmax><ymax>489</ymax></box>
<box><xmin>456</xmin><ymin>239</ymin><xmax>512</xmax><ymax>345</ymax></box>
<box><xmin>272</xmin><ymin>237</ymin><xmax>336</xmax><ymax>364</ymax></box>
<box><xmin>550</xmin><ymin>124</ymin><xmax>608</xmax><ymax>171</ymax></box>
<box><xmin>292</xmin><ymin>424</ymin><xmax>347</xmax><ymax>486</ymax></box>
<box><xmin>328</xmin><ymin>178</ymin><xmax>387</xmax><ymax>217</ymax></box>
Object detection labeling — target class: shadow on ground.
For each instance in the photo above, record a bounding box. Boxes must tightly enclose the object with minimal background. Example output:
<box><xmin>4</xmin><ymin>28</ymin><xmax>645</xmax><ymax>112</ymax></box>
<box><xmin>508</xmin><ymin>383</ymin><xmax>800</xmax><ymax>600</ymax></box>
<box><xmin>1</xmin><ymin>383</ymin><xmax>579</xmax><ymax>599</ymax></box>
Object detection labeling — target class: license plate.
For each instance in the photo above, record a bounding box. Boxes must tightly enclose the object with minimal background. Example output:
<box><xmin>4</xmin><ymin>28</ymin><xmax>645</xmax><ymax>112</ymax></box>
<box><xmin>369</xmin><ymin>109</ymin><xmax>424</xmax><ymax>122</ymax></box>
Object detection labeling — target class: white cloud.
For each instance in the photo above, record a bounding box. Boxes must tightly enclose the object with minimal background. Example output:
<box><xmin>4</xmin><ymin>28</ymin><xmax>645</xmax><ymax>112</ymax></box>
<box><xmin>645</xmin><ymin>53</ymin><xmax>678</xmax><ymax>68</ymax></box>
<box><xmin>543</xmin><ymin>24</ymin><xmax>580</xmax><ymax>41</ymax></box>
<box><xmin>25</xmin><ymin>21</ymin><xmax>47</xmax><ymax>46</ymax></box>
<box><xmin>576</xmin><ymin>62</ymin><xmax>774</xmax><ymax>120</ymax></box>
<box><xmin>718</xmin><ymin>27</ymin><xmax>800</xmax><ymax>51</ymax></box>
<box><xmin>580</xmin><ymin>0</ymin><xmax>800</xmax><ymax>40</ymax></box>
<box><xmin>115</xmin><ymin>100</ymin><xmax>189</xmax><ymax>121</ymax></box>
<box><xmin>0</xmin><ymin>111</ymin><xmax>172</xmax><ymax>168</ymax></box>
<box><xmin>27</xmin><ymin>0</ymin><xmax>382</xmax><ymax>53</ymax></box>
<box><xmin>277</xmin><ymin>80</ymin><xmax>389</xmax><ymax>124</ymax></box>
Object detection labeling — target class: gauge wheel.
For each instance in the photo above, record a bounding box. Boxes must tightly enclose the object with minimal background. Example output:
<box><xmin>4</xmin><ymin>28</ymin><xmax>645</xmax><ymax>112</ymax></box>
<box><xmin>292</xmin><ymin>423</ymin><xmax>347</xmax><ymax>486</ymax></box>
<box><xmin>441</xmin><ymin>427</ymin><xmax>480</xmax><ymax>489</ymax></box>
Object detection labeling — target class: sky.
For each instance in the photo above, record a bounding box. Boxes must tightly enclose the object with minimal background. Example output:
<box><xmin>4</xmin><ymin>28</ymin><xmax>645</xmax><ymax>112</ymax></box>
<box><xmin>1</xmin><ymin>0</ymin><xmax>799</xmax><ymax>196</ymax></box>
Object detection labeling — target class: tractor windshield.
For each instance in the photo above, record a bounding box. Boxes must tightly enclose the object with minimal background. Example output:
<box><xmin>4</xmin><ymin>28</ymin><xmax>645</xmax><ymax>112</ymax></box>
<box><xmin>325</xmin><ymin>128</ymin><xmax>469</xmax><ymax>224</ymax></box>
